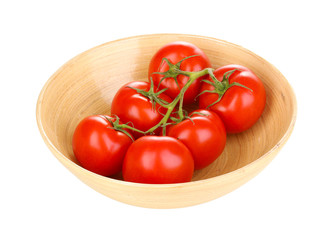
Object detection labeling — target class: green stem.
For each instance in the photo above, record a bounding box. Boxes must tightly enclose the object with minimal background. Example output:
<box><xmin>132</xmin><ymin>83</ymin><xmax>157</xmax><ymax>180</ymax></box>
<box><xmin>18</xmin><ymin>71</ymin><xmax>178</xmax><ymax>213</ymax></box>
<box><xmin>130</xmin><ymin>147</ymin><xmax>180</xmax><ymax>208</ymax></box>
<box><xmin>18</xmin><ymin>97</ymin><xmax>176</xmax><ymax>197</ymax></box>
<box><xmin>117</xmin><ymin>124</ymin><xmax>145</xmax><ymax>134</ymax></box>
<box><xmin>177</xmin><ymin>69</ymin><xmax>211</xmax><ymax>121</ymax></box>
<box><xmin>103</xmin><ymin>115</ymin><xmax>145</xmax><ymax>141</ymax></box>
<box><xmin>108</xmin><ymin>55</ymin><xmax>254</xmax><ymax>138</ymax></box>
<box><xmin>178</xmin><ymin>97</ymin><xmax>185</xmax><ymax>120</ymax></box>
<box><xmin>145</xmin><ymin>68</ymin><xmax>211</xmax><ymax>133</ymax></box>
<box><xmin>152</xmin><ymin>95</ymin><xmax>170</xmax><ymax>108</ymax></box>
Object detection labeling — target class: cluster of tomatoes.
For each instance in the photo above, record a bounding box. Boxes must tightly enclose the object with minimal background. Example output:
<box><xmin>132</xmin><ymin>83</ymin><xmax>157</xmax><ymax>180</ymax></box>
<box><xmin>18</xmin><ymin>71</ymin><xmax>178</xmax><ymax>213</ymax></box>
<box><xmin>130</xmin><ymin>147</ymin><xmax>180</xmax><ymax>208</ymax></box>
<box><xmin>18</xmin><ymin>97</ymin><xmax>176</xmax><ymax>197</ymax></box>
<box><xmin>72</xmin><ymin>41</ymin><xmax>266</xmax><ymax>184</ymax></box>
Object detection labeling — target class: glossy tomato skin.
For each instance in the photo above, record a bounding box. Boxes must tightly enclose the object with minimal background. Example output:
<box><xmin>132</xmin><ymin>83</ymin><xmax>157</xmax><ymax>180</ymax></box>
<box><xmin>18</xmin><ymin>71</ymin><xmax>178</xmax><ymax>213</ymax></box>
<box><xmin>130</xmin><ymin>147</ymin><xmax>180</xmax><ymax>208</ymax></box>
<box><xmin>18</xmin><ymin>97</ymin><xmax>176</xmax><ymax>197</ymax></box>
<box><xmin>72</xmin><ymin>115</ymin><xmax>133</xmax><ymax>177</ymax></box>
<box><xmin>111</xmin><ymin>81</ymin><xmax>173</xmax><ymax>139</ymax></box>
<box><xmin>122</xmin><ymin>136</ymin><xmax>194</xmax><ymax>184</ymax></box>
<box><xmin>199</xmin><ymin>65</ymin><xmax>266</xmax><ymax>133</ymax></box>
<box><xmin>167</xmin><ymin>109</ymin><xmax>226</xmax><ymax>170</ymax></box>
<box><xmin>149</xmin><ymin>41</ymin><xmax>211</xmax><ymax>105</ymax></box>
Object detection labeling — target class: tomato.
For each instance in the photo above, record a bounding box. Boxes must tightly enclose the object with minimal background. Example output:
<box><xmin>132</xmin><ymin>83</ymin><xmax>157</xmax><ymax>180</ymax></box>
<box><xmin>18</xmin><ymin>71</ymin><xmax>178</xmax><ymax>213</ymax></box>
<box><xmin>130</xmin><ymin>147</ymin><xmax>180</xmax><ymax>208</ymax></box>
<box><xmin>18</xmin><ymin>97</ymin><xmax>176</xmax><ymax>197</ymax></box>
<box><xmin>111</xmin><ymin>81</ymin><xmax>173</xmax><ymax>138</ymax></box>
<box><xmin>148</xmin><ymin>41</ymin><xmax>211</xmax><ymax>105</ymax></box>
<box><xmin>167</xmin><ymin>109</ymin><xmax>226</xmax><ymax>170</ymax></box>
<box><xmin>72</xmin><ymin>115</ymin><xmax>133</xmax><ymax>177</ymax></box>
<box><xmin>199</xmin><ymin>65</ymin><xmax>266</xmax><ymax>133</ymax></box>
<box><xmin>122</xmin><ymin>136</ymin><xmax>194</xmax><ymax>184</ymax></box>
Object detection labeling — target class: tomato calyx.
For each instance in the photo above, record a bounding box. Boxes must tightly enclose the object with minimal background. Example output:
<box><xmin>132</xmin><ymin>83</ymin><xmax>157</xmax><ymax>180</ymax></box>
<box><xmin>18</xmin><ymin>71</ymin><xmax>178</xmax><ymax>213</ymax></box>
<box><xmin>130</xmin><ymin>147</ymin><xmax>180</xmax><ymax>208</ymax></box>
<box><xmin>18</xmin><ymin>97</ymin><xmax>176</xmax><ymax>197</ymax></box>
<box><xmin>141</xmin><ymin>56</ymin><xmax>214</xmax><ymax>134</ymax></box>
<box><xmin>127</xmin><ymin>80</ymin><xmax>170</xmax><ymax>110</ymax></box>
<box><xmin>196</xmin><ymin>69</ymin><xmax>253</xmax><ymax>109</ymax></box>
<box><xmin>152</xmin><ymin>55</ymin><xmax>200</xmax><ymax>88</ymax></box>
<box><xmin>175</xmin><ymin>111</ymin><xmax>210</xmax><ymax>127</ymax></box>
<box><xmin>152</xmin><ymin>55</ymin><xmax>213</xmax><ymax>122</ymax></box>
<box><xmin>145</xmin><ymin>67</ymin><xmax>212</xmax><ymax>134</ymax></box>
<box><xmin>103</xmin><ymin>115</ymin><xmax>143</xmax><ymax>141</ymax></box>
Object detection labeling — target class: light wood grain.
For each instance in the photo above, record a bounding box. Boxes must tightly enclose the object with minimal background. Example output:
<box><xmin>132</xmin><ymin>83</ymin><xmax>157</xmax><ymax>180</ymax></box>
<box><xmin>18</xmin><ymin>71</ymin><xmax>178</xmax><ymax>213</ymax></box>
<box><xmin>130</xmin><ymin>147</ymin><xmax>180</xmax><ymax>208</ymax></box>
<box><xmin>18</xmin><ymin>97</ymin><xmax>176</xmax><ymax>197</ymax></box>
<box><xmin>36</xmin><ymin>34</ymin><xmax>297</xmax><ymax>208</ymax></box>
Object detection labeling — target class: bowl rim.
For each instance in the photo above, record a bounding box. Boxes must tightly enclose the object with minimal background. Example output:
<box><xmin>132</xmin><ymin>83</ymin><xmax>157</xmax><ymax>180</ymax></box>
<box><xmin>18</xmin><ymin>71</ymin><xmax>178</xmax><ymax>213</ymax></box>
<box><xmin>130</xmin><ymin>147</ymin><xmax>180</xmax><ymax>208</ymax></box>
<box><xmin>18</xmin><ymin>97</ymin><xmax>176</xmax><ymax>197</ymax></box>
<box><xmin>36</xmin><ymin>33</ymin><xmax>297</xmax><ymax>189</ymax></box>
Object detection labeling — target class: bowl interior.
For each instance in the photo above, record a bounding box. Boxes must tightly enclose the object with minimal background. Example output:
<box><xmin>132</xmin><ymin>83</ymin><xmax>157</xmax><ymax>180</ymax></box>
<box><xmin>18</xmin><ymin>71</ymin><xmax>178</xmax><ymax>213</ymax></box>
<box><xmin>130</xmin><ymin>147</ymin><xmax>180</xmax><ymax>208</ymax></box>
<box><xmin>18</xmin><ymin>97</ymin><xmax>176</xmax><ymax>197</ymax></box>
<box><xmin>37</xmin><ymin>34</ymin><xmax>296</xmax><ymax>182</ymax></box>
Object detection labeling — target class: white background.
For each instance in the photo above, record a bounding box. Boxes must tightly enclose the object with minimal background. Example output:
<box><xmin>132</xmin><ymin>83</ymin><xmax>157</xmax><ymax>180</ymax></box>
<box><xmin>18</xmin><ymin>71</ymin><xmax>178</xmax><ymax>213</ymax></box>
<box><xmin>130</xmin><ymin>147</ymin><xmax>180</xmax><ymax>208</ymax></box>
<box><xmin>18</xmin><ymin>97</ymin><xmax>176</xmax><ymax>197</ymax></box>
<box><xmin>1</xmin><ymin>0</ymin><xmax>330</xmax><ymax>239</ymax></box>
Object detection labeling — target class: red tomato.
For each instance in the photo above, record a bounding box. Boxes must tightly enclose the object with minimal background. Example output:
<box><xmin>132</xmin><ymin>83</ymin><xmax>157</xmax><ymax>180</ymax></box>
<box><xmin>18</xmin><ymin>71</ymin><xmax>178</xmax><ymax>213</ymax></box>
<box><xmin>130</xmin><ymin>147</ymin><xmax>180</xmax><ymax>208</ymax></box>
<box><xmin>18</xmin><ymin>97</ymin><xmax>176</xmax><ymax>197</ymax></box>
<box><xmin>122</xmin><ymin>136</ymin><xmax>194</xmax><ymax>184</ymax></box>
<box><xmin>72</xmin><ymin>115</ymin><xmax>133</xmax><ymax>176</ymax></box>
<box><xmin>167</xmin><ymin>109</ymin><xmax>226</xmax><ymax>170</ymax></box>
<box><xmin>111</xmin><ymin>81</ymin><xmax>173</xmax><ymax>138</ymax></box>
<box><xmin>199</xmin><ymin>65</ymin><xmax>266</xmax><ymax>133</ymax></box>
<box><xmin>149</xmin><ymin>41</ymin><xmax>211</xmax><ymax>105</ymax></box>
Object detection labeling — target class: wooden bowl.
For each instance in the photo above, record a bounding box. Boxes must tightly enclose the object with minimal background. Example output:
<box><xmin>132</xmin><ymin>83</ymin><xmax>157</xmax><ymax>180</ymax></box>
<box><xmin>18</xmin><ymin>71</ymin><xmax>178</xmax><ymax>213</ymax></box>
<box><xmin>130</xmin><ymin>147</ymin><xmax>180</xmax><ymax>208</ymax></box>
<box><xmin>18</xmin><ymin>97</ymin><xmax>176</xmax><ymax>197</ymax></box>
<box><xmin>36</xmin><ymin>34</ymin><xmax>297</xmax><ymax>208</ymax></box>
